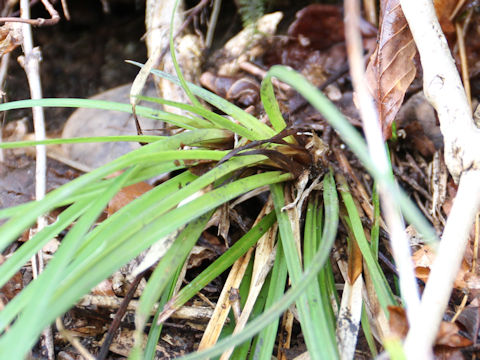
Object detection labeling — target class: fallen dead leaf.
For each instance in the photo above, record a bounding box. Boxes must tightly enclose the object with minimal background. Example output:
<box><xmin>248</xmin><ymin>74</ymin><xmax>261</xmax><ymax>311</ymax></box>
<box><xmin>0</xmin><ymin>23</ymin><xmax>22</xmax><ymax>56</ymax></box>
<box><xmin>388</xmin><ymin>306</ymin><xmax>472</xmax><ymax>352</ymax></box>
<box><xmin>455</xmin><ymin>299</ymin><xmax>480</xmax><ymax>340</ymax></box>
<box><xmin>388</xmin><ymin>305</ymin><xmax>409</xmax><ymax>339</ymax></box>
<box><xmin>365</xmin><ymin>0</ymin><xmax>417</xmax><ymax>139</ymax></box>
<box><xmin>287</xmin><ymin>4</ymin><xmax>345</xmax><ymax>51</ymax></box>
<box><xmin>436</xmin><ymin>321</ymin><xmax>472</xmax><ymax>348</ymax></box>
<box><xmin>107</xmin><ymin>181</ymin><xmax>154</xmax><ymax>216</ymax></box>
<box><xmin>0</xmin><ymin>267</ymin><xmax>22</xmax><ymax>303</ymax></box>
<box><xmin>412</xmin><ymin>245</ymin><xmax>470</xmax><ymax>289</ymax></box>
<box><xmin>434</xmin><ymin>0</ymin><xmax>459</xmax><ymax>35</ymax></box>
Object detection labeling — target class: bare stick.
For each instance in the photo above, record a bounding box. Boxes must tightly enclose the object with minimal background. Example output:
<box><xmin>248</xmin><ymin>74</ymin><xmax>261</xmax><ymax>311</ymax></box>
<box><xmin>0</xmin><ymin>0</ymin><xmax>60</xmax><ymax>27</ymax></box>
<box><xmin>398</xmin><ymin>0</ymin><xmax>480</xmax><ymax>357</ymax></box>
<box><xmin>19</xmin><ymin>0</ymin><xmax>51</xmax><ymax>357</ymax></box>
<box><xmin>0</xmin><ymin>52</ymin><xmax>10</xmax><ymax>162</ymax></box>
<box><xmin>206</xmin><ymin>0</ymin><xmax>222</xmax><ymax>48</ymax></box>
<box><xmin>343</xmin><ymin>0</ymin><xmax>420</xmax><ymax>327</ymax></box>
<box><xmin>456</xmin><ymin>22</ymin><xmax>471</xmax><ymax>109</ymax></box>
<box><xmin>400</xmin><ymin>1</ymin><xmax>480</xmax><ymax>183</ymax></box>
<box><xmin>97</xmin><ymin>271</ymin><xmax>146</xmax><ymax>360</ymax></box>
<box><xmin>405</xmin><ymin>171</ymin><xmax>480</xmax><ymax>358</ymax></box>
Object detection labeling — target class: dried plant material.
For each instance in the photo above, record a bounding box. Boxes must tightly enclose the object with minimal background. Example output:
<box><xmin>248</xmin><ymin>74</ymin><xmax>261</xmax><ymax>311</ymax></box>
<box><xmin>0</xmin><ymin>269</ymin><xmax>22</xmax><ymax>302</ymax></box>
<box><xmin>99</xmin><ymin>328</ymin><xmax>142</xmax><ymax>357</ymax></box>
<box><xmin>277</xmin><ymin>309</ymin><xmax>294</xmax><ymax>360</ymax></box>
<box><xmin>200</xmin><ymin>72</ymin><xmax>260</xmax><ymax>108</ymax></box>
<box><xmin>365</xmin><ymin>0</ymin><xmax>417</xmax><ymax>139</ymax></box>
<box><xmin>388</xmin><ymin>306</ymin><xmax>472</xmax><ymax>349</ymax></box>
<box><xmin>455</xmin><ymin>300</ymin><xmax>480</xmax><ymax>339</ymax></box>
<box><xmin>107</xmin><ymin>181</ymin><xmax>153</xmax><ymax>216</ymax></box>
<box><xmin>412</xmin><ymin>225</ymin><xmax>480</xmax><ymax>291</ymax></box>
<box><xmin>433</xmin><ymin>0</ymin><xmax>458</xmax><ymax>35</ymax></box>
<box><xmin>215</xmin><ymin>12</ymin><xmax>283</xmax><ymax>76</ymax></box>
<box><xmin>428</xmin><ymin>151</ymin><xmax>448</xmax><ymax>227</ymax></box>
<box><xmin>347</xmin><ymin>231</ymin><xmax>363</xmax><ymax>284</ymax></box>
<box><xmin>336</xmin><ymin>274</ymin><xmax>363</xmax><ymax>360</ymax></box>
<box><xmin>288</xmin><ymin>4</ymin><xmax>345</xmax><ymax>51</ymax></box>
<box><xmin>388</xmin><ymin>305</ymin><xmax>410</xmax><ymax>338</ymax></box>
<box><xmin>66</xmin><ymin>308</ymin><xmax>108</xmax><ymax>337</ymax></box>
<box><xmin>0</xmin><ymin>23</ymin><xmax>22</xmax><ymax>56</ymax></box>
<box><xmin>220</xmin><ymin>200</ymin><xmax>276</xmax><ymax>359</ymax></box>
<box><xmin>395</xmin><ymin>91</ymin><xmax>443</xmax><ymax>156</ymax></box>
<box><xmin>405</xmin><ymin>225</ymin><xmax>425</xmax><ymax>250</ymax></box>
<box><xmin>91</xmin><ymin>278</ymin><xmax>116</xmax><ymax>297</ymax></box>
<box><xmin>197</xmin><ymin>201</ymin><xmax>273</xmax><ymax>350</ymax></box>
<box><xmin>435</xmin><ymin>321</ymin><xmax>472</xmax><ymax>347</ymax></box>
<box><xmin>412</xmin><ymin>245</ymin><xmax>470</xmax><ymax>289</ymax></box>
<box><xmin>197</xmin><ymin>250</ymin><xmax>253</xmax><ymax>350</ymax></box>
<box><xmin>187</xmin><ymin>245</ymin><xmax>218</xmax><ymax>269</ymax></box>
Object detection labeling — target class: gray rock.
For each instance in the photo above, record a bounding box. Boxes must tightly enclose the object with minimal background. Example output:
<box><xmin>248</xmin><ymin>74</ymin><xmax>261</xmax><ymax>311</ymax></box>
<box><xmin>62</xmin><ymin>82</ymin><xmax>161</xmax><ymax>168</ymax></box>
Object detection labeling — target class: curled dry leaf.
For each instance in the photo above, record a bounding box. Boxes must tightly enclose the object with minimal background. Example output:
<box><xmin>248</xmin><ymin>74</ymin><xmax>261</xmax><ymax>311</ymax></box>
<box><xmin>365</xmin><ymin>0</ymin><xmax>417</xmax><ymax>139</ymax></box>
<box><xmin>0</xmin><ymin>23</ymin><xmax>22</xmax><ymax>56</ymax></box>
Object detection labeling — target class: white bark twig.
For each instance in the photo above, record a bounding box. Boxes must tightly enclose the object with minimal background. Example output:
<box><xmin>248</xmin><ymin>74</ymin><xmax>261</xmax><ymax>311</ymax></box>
<box><xmin>400</xmin><ymin>0</ymin><xmax>480</xmax><ymax>183</ymax></box>
<box><xmin>0</xmin><ymin>0</ymin><xmax>60</xmax><ymax>26</ymax></box>
<box><xmin>398</xmin><ymin>0</ymin><xmax>480</xmax><ymax>358</ymax></box>
<box><xmin>19</xmin><ymin>0</ymin><xmax>51</xmax><ymax>358</ymax></box>
<box><xmin>0</xmin><ymin>52</ymin><xmax>10</xmax><ymax>162</ymax></box>
<box><xmin>343</xmin><ymin>0</ymin><xmax>420</xmax><ymax>325</ymax></box>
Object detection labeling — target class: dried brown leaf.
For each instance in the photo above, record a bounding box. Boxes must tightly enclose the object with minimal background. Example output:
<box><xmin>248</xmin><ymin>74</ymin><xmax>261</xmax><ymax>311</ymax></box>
<box><xmin>287</xmin><ymin>4</ymin><xmax>345</xmax><ymax>51</ymax></box>
<box><xmin>388</xmin><ymin>305</ymin><xmax>409</xmax><ymax>339</ymax></box>
<box><xmin>365</xmin><ymin>0</ymin><xmax>417</xmax><ymax>139</ymax></box>
<box><xmin>434</xmin><ymin>0</ymin><xmax>459</xmax><ymax>35</ymax></box>
<box><xmin>435</xmin><ymin>321</ymin><xmax>472</xmax><ymax>348</ymax></box>
<box><xmin>388</xmin><ymin>306</ymin><xmax>472</xmax><ymax>350</ymax></box>
<box><xmin>412</xmin><ymin>245</ymin><xmax>471</xmax><ymax>289</ymax></box>
<box><xmin>0</xmin><ymin>269</ymin><xmax>22</xmax><ymax>302</ymax></box>
<box><xmin>0</xmin><ymin>23</ymin><xmax>22</xmax><ymax>56</ymax></box>
<box><xmin>347</xmin><ymin>232</ymin><xmax>363</xmax><ymax>284</ymax></box>
<box><xmin>107</xmin><ymin>182</ymin><xmax>153</xmax><ymax>216</ymax></box>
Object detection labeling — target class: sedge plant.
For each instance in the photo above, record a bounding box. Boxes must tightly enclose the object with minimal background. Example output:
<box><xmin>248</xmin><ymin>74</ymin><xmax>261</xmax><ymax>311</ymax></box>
<box><xmin>0</xmin><ymin>10</ymin><xmax>439</xmax><ymax>359</ymax></box>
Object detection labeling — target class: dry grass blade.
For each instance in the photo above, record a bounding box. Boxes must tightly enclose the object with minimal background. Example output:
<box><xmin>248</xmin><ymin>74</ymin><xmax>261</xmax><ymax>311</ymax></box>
<box><xmin>197</xmin><ymin>247</ymin><xmax>252</xmax><ymax>350</ymax></box>
<box><xmin>365</xmin><ymin>0</ymin><xmax>417</xmax><ymax>138</ymax></box>
<box><xmin>336</xmin><ymin>275</ymin><xmax>363</xmax><ymax>360</ymax></box>
<box><xmin>197</xmin><ymin>200</ymin><xmax>273</xmax><ymax>350</ymax></box>
<box><xmin>220</xmin><ymin>200</ymin><xmax>277</xmax><ymax>359</ymax></box>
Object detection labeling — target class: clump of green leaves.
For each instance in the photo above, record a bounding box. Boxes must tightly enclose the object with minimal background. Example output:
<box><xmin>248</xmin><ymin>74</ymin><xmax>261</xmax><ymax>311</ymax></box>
<box><xmin>0</xmin><ymin>4</ymin><xmax>437</xmax><ymax>358</ymax></box>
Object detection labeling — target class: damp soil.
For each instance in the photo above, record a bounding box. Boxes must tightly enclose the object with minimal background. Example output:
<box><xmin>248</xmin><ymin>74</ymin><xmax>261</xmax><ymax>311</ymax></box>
<box><xmin>4</xmin><ymin>0</ymin><xmax>147</xmax><ymax>132</ymax></box>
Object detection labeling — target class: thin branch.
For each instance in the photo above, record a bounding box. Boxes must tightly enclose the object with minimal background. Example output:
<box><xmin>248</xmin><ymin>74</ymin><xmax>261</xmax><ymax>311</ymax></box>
<box><xmin>206</xmin><ymin>0</ymin><xmax>222</xmax><ymax>48</ymax></box>
<box><xmin>97</xmin><ymin>271</ymin><xmax>147</xmax><ymax>360</ymax></box>
<box><xmin>19</xmin><ymin>0</ymin><xmax>50</xmax><ymax>357</ymax></box>
<box><xmin>405</xmin><ymin>171</ymin><xmax>480</xmax><ymax>358</ymax></box>
<box><xmin>400</xmin><ymin>0</ymin><xmax>480</xmax><ymax>183</ymax></box>
<box><xmin>0</xmin><ymin>0</ymin><xmax>60</xmax><ymax>26</ymax></box>
<box><xmin>0</xmin><ymin>52</ymin><xmax>10</xmax><ymax>162</ymax></box>
<box><xmin>343</xmin><ymin>0</ymin><xmax>420</xmax><ymax>326</ymax></box>
<box><xmin>399</xmin><ymin>0</ymin><xmax>480</xmax><ymax>357</ymax></box>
